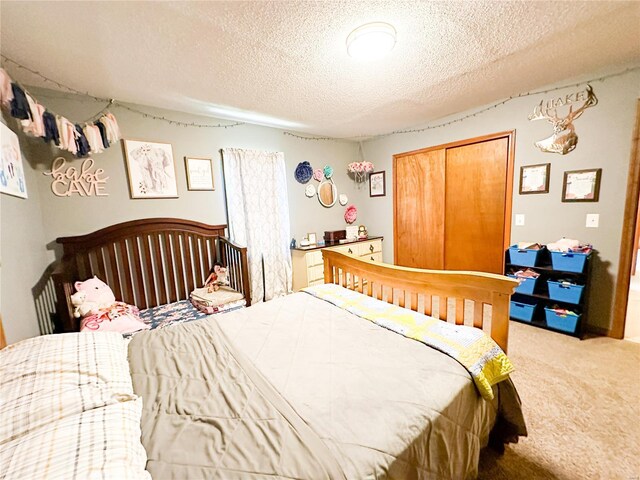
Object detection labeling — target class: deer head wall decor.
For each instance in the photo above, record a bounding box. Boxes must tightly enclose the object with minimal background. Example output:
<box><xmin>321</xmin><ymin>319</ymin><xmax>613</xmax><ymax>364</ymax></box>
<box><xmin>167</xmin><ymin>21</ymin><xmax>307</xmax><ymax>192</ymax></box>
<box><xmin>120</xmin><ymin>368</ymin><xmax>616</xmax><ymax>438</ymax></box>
<box><xmin>528</xmin><ymin>85</ymin><xmax>598</xmax><ymax>155</ymax></box>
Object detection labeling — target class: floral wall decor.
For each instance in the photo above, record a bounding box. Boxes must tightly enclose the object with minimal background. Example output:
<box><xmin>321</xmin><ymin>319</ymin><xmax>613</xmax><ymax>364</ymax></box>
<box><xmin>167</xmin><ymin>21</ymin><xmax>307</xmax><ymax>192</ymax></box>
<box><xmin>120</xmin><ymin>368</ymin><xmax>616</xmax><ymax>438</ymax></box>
<box><xmin>313</xmin><ymin>168</ymin><xmax>323</xmax><ymax>181</ymax></box>
<box><xmin>323</xmin><ymin>164</ymin><xmax>333</xmax><ymax>179</ymax></box>
<box><xmin>347</xmin><ymin>161</ymin><xmax>374</xmax><ymax>182</ymax></box>
<box><xmin>295</xmin><ymin>161</ymin><xmax>313</xmax><ymax>183</ymax></box>
<box><xmin>344</xmin><ymin>204</ymin><xmax>357</xmax><ymax>224</ymax></box>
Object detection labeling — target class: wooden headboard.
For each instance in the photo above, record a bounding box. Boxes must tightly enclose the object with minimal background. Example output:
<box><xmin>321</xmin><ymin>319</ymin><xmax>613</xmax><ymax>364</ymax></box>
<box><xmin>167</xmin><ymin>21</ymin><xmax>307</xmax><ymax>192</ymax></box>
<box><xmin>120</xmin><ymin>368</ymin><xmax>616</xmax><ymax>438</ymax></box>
<box><xmin>52</xmin><ymin>218</ymin><xmax>250</xmax><ymax>332</ymax></box>
<box><xmin>323</xmin><ymin>250</ymin><xmax>517</xmax><ymax>352</ymax></box>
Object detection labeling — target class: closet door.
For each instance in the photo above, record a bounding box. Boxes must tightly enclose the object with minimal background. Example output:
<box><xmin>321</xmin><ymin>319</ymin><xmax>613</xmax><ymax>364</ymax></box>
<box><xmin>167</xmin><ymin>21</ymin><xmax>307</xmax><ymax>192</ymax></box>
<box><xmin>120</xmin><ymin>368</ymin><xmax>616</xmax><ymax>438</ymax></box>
<box><xmin>394</xmin><ymin>149</ymin><xmax>445</xmax><ymax>269</ymax></box>
<box><xmin>444</xmin><ymin>137</ymin><xmax>509</xmax><ymax>274</ymax></box>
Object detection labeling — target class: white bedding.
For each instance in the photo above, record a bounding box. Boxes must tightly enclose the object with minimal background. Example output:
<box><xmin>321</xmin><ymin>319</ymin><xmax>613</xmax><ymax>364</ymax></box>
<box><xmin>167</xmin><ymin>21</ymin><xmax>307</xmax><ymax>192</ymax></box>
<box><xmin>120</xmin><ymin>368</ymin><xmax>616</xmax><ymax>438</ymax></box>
<box><xmin>0</xmin><ymin>332</ymin><xmax>150</xmax><ymax>480</ymax></box>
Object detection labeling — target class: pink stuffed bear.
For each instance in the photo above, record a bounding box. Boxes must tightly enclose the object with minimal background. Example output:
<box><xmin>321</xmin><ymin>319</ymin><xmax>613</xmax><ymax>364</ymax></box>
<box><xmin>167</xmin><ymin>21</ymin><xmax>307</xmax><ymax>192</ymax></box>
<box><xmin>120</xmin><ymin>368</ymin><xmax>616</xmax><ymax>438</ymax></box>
<box><xmin>72</xmin><ymin>276</ymin><xmax>149</xmax><ymax>334</ymax></box>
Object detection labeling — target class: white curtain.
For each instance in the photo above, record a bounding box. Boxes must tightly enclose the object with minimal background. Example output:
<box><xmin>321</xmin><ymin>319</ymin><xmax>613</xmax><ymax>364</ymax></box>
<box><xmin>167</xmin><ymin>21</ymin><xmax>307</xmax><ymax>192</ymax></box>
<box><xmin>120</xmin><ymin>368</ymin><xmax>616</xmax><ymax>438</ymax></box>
<box><xmin>222</xmin><ymin>148</ymin><xmax>292</xmax><ymax>304</ymax></box>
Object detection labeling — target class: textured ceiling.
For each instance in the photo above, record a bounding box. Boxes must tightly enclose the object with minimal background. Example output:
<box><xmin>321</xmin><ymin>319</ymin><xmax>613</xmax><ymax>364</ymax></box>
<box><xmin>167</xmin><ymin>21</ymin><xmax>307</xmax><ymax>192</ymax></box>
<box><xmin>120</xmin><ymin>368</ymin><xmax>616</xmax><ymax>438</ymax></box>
<box><xmin>1</xmin><ymin>1</ymin><xmax>639</xmax><ymax>138</ymax></box>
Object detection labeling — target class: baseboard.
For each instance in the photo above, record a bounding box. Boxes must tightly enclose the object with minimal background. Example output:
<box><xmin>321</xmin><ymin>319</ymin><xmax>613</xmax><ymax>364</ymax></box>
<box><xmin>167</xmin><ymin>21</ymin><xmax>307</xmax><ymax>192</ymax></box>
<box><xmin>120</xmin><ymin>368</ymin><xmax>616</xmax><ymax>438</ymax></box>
<box><xmin>585</xmin><ymin>324</ymin><xmax>611</xmax><ymax>337</ymax></box>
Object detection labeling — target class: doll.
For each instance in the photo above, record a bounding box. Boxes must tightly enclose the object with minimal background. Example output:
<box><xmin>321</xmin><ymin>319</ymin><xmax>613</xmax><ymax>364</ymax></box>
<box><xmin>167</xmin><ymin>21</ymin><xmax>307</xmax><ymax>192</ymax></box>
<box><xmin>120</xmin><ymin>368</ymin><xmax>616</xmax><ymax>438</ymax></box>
<box><xmin>204</xmin><ymin>262</ymin><xmax>229</xmax><ymax>293</ymax></box>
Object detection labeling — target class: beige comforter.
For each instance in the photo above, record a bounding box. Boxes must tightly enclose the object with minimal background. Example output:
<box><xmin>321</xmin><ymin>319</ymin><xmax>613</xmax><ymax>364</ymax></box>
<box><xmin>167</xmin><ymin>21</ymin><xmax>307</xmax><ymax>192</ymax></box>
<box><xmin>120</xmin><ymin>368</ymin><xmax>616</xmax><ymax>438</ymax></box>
<box><xmin>129</xmin><ymin>291</ymin><xmax>526</xmax><ymax>479</ymax></box>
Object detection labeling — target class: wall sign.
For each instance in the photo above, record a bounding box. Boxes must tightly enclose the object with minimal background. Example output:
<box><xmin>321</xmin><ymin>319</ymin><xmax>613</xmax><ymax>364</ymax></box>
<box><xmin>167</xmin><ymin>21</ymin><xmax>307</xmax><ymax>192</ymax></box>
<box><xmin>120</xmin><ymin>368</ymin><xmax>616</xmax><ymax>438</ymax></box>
<box><xmin>43</xmin><ymin>157</ymin><xmax>109</xmax><ymax>197</ymax></box>
<box><xmin>528</xmin><ymin>85</ymin><xmax>598</xmax><ymax>155</ymax></box>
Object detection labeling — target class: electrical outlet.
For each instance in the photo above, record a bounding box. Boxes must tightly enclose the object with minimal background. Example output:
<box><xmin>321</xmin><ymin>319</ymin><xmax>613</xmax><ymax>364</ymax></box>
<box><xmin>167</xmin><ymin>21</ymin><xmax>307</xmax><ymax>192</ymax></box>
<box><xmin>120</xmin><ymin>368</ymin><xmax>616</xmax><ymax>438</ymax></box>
<box><xmin>515</xmin><ymin>214</ymin><xmax>525</xmax><ymax>226</ymax></box>
<box><xmin>586</xmin><ymin>214</ymin><xmax>599</xmax><ymax>228</ymax></box>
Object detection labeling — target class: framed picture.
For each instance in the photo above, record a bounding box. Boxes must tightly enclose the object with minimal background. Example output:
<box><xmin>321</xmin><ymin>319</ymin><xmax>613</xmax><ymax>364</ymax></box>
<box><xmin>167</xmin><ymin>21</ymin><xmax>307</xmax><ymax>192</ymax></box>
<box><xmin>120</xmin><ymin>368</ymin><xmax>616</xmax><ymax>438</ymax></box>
<box><xmin>519</xmin><ymin>163</ymin><xmax>550</xmax><ymax>194</ymax></box>
<box><xmin>562</xmin><ymin>168</ymin><xmax>602</xmax><ymax>202</ymax></box>
<box><xmin>369</xmin><ymin>171</ymin><xmax>386</xmax><ymax>197</ymax></box>
<box><xmin>122</xmin><ymin>139</ymin><xmax>178</xmax><ymax>199</ymax></box>
<box><xmin>307</xmin><ymin>232</ymin><xmax>317</xmax><ymax>245</ymax></box>
<box><xmin>185</xmin><ymin>157</ymin><xmax>215</xmax><ymax>191</ymax></box>
<box><xmin>0</xmin><ymin>123</ymin><xmax>27</xmax><ymax>199</ymax></box>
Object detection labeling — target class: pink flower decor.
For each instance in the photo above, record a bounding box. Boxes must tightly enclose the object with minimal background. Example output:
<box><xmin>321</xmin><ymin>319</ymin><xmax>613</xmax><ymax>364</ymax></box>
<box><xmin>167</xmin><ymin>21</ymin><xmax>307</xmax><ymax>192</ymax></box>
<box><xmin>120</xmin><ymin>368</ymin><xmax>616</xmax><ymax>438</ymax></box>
<box><xmin>313</xmin><ymin>168</ymin><xmax>323</xmax><ymax>181</ymax></box>
<box><xmin>344</xmin><ymin>204</ymin><xmax>357</xmax><ymax>224</ymax></box>
<box><xmin>347</xmin><ymin>161</ymin><xmax>375</xmax><ymax>174</ymax></box>
<box><xmin>347</xmin><ymin>161</ymin><xmax>375</xmax><ymax>182</ymax></box>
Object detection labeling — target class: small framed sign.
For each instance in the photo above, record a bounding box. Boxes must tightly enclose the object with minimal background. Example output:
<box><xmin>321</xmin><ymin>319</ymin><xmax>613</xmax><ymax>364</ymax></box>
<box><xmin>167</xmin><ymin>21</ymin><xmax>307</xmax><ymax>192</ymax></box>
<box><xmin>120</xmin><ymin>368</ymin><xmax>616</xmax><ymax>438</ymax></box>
<box><xmin>519</xmin><ymin>163</ymin><xmax>550</xmax><ymax>194</ymax></box>
<box><xmin>562</xmin><ymin>168</ymin><xmax>602</xmax><ymax>202</ymax></box>
<box><xmin>369</xmin><ymin>171</ymin><xmax>386</xmax><ymax>197</ymax></box>
<box><xmin>307</xmin><ymin>232</ymin><xmax>317</xmax><ymax>245</ymax></box>
<box><xmin>185</xmin><ymin>157</ymin><xmax>215</xmax><ymax>191</ymax></box>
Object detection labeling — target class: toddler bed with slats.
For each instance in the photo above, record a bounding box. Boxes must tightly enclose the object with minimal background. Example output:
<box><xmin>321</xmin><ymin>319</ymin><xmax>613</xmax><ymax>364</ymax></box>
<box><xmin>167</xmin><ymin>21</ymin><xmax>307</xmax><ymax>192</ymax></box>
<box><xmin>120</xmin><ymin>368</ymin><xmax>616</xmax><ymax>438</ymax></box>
<box><xmin>52</xmin><ymin>218</ymin><xmax>250</xmax><ymax>333</ymax></box>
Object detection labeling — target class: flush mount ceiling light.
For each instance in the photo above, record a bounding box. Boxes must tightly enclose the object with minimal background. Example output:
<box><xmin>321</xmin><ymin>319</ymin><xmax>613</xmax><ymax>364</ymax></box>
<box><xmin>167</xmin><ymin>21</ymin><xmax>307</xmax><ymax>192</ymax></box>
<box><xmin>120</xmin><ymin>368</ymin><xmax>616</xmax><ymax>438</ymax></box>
<box><xmin>346</xmin><ymin>22</ymin><xmax>396</xmax><ymax>61</ymax></box>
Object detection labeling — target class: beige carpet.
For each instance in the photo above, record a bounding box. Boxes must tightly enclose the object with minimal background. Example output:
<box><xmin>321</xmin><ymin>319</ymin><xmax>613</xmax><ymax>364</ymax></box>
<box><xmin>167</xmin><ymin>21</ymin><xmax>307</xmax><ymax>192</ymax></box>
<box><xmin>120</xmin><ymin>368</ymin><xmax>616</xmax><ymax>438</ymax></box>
<box><xmin>478</xmin><ymin>321</ymin><xmax>640</xmax><ymax>479</ymax></box>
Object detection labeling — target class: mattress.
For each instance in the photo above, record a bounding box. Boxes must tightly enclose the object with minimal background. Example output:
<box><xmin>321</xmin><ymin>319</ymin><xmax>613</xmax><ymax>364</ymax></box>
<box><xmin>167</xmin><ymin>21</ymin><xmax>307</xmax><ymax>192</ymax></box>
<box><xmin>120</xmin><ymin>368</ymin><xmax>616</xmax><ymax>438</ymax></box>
<box><xmin>129</xmin><ymin>289</ymin><xmax>526</xmax><ymax>479</ymax></box>
<box><xmin>138</xmin><ymin>298</ymin><xmax>246</xmax><ymax>330</ymax></box>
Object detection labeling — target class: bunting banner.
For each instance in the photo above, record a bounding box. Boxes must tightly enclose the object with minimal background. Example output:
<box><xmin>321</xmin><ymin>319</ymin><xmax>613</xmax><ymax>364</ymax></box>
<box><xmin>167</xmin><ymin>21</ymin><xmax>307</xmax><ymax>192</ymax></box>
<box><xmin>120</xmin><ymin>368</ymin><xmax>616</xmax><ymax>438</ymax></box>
<box><xmin>0</xmin><ymin>67</ymin><xmax>120</xmax><ymax>158</ymax></box>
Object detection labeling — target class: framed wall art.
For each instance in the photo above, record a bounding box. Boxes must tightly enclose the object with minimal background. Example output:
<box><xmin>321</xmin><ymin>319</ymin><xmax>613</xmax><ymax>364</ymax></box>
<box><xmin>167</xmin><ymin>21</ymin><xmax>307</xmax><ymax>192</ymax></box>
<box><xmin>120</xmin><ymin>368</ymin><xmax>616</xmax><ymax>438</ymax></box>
<box><xmin>185</xmin><ymin>157</ymin><xmax>215</xmax><ymax>191</ymax></box>
<box><xmin>0</xmin><ymin>122</ymin><xmax>27</xmax><ymax>199</ymax></box>
<box><xmin>562</xmin><ymin>168</ymin><xmax>602</xmax><ymax>202</ymax></box>
<box><xmin>519</xmin><ymin>163</ymin><xmax>550</xmax><ymax>194</ymax></box>
<box><xmin>369</xmin><ymin>170</ymin><xmax>386</xmax><ymax>197</ymax></box>
<box><xmin>122</xmin><ymin>139</ymin><xmax>178</xmax><ymax>199</ymax></box>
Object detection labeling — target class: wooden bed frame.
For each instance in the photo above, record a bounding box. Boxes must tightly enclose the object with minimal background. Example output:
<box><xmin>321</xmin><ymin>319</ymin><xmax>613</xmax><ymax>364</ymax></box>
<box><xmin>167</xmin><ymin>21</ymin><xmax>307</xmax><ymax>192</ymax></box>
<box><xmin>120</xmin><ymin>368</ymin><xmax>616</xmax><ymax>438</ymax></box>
<box><xmin>52</xmin><ymin>218</ymin><xmax>250</xmax><ymax>333</ymax></box>
<box><xmin>323</xmin><ymin>250</ymin><xmax>518</xmax><ymax>352</ymax></box>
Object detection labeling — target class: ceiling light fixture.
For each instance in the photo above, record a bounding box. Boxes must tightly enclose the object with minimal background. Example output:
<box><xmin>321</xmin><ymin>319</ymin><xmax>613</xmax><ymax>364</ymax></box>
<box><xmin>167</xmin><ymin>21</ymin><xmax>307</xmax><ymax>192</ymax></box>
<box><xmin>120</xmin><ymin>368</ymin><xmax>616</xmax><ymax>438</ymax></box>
<box><xmin>346</xmin><ymin>22</ymin><xmax>396</xmax><ymax>61</ymax></box>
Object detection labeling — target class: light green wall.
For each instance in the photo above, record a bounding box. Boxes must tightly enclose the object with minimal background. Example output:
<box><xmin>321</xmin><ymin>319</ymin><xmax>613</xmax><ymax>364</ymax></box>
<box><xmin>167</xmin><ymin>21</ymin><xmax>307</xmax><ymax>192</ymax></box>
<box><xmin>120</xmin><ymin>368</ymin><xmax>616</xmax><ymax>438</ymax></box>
<box><xmin>359</xmin><ymin>68</ymin><xmax>640</xmax><ymax>331</ymax></box>
<box><xmin>2</xmin><ymin>89</ymin><xmax>366</xmax><ymax>343</ymax></box>
<box><xmin>2</xmin><ymin>68</ymin><xmax>637</xmax><ymax>342</ymax></box>
<box><xmin>0</xmin><ymin>119</ymin><xmax>51</xmax><ymax>344</ymax></box>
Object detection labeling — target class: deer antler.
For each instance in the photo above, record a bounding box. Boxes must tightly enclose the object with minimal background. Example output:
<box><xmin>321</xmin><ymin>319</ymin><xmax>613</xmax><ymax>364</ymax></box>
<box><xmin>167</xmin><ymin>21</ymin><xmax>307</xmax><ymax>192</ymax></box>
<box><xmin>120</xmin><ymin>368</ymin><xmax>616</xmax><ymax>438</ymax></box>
<box><xmin>528</xmin><ymin>100</ymin><xmax>560</xmax><ymax>125</ymax></box>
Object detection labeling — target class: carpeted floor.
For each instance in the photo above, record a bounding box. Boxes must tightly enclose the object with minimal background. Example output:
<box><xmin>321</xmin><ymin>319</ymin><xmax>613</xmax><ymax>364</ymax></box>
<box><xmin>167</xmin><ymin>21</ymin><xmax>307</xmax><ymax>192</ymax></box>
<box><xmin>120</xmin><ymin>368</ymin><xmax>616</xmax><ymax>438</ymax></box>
<box><xmin>478</xmin><ymin>321</ymin><xmax>640</xmax><ymax>480</ymax></box>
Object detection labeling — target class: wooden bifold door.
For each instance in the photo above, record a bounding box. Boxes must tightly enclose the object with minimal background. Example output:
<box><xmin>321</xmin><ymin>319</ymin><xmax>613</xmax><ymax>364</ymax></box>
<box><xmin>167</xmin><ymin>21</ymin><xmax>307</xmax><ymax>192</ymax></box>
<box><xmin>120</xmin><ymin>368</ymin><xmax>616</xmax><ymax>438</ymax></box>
<box><xmin>393</xmin><ymin>131</ymin><xmax>515</xmax><ymax>274</ymax></box>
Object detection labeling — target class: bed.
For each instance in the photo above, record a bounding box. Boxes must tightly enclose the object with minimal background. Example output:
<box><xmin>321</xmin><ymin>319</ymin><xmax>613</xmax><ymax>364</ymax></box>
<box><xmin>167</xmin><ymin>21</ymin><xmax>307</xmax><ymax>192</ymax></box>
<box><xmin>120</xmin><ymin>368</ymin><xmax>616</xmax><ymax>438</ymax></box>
<box><xmin>2</xmin><ymin>219</ymin><xmax>526</xmax><ymax>480</ymax></box>
<box><xmin>52</xmin><ymin>218</ymin><xmax>251</xmax><ymax>333</ymax></box>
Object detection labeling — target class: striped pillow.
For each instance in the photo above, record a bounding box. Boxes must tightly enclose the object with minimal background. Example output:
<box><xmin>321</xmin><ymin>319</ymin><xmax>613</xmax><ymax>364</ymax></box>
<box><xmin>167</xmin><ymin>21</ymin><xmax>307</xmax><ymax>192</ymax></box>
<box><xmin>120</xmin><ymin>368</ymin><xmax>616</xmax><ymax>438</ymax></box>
<box><xmin>0</xmin><ymin>332</ymin><xmax>150</xmax><ymax>479</ymax></box>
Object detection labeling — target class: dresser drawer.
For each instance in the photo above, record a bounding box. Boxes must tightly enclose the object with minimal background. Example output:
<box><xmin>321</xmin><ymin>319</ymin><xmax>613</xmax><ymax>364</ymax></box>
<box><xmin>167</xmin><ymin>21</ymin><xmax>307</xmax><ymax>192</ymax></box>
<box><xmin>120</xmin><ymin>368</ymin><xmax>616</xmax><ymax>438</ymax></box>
<box><xmin>305</xmin><ymin>250</ymin><xmax>324</xmax><ymax>267</ymax></box>
<box><xmin>363</xmin><ymin>252</ymin><xmax>383</xmax><ymax>263</ymax></box>
<box><xmin>357</xmin><ymin>239</ymin><xmax>382</xmax><ymax>257</ymax></box>
<box><xmin>330</xmin><ymin>244</ymin><xmax>358</xmax><ymax>256</ymax></box>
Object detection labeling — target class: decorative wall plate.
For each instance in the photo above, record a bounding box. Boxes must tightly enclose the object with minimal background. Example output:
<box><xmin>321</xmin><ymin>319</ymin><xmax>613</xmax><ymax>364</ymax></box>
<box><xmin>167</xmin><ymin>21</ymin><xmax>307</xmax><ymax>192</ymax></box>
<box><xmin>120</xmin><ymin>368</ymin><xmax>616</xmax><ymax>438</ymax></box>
<box><xmin>339</xmin><ymin>193</ymin><xmax>348</xmax><ymax>205</ymax></box>
<box><xmin>305</xmin><ymin>184</ymin><xmax>316</xmax><ymax>197</ymax></box>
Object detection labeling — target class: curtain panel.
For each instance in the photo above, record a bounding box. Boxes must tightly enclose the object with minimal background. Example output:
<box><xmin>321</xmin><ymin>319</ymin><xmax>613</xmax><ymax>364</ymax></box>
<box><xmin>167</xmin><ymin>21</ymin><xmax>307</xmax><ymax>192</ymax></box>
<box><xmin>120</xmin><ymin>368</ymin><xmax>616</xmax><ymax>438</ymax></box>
<box><xmin>222</xmin><ymin>148</ymin><xmax>292</xmax><ymax>303</ymax></box>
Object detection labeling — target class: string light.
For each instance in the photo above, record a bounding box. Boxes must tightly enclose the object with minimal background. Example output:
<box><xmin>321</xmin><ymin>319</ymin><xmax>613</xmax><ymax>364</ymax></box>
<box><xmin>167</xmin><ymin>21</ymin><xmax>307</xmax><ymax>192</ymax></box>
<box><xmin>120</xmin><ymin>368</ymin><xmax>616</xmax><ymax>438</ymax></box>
<box><xmin>2</xmin><ymin>54</ymin><xmax>637</xmax><ymax>139</ymax></box>
<box><xmin>284</xmin><ymin>65</ymin><xmax>640</xmax><ymax>141</ymax></box>
<box><xmin>1</xmin><ymin>55</ymin><xmax>246</xmax><ymax>129</ymax></box>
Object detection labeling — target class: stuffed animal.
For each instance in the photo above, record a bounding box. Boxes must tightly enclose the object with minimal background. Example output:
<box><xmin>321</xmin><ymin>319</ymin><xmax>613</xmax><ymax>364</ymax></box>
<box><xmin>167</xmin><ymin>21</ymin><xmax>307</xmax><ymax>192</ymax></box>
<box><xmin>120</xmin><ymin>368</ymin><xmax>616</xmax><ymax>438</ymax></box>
<box><xmin>72</xmin><ymin>276</ymin><xmax>116</xmax><ymax>318</ymax></box>
<box><xmin>204</xmin><ymin>263</ymin><xmax>229</xmax><ymax>293</ymax></box>
<box><xmin>72</xmin><ymin>276</ymin><xmax>149</xmax><ymax>334</ymax></box>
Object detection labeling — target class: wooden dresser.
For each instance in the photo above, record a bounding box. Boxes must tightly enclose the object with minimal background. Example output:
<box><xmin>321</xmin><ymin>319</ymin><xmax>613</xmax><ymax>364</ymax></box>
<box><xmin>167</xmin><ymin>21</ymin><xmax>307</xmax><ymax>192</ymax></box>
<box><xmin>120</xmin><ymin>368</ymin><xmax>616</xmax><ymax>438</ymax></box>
<box><xmin>291</xmin><ymin>237</ymin><xmax>383</xmax><ymax>291</ymax></box>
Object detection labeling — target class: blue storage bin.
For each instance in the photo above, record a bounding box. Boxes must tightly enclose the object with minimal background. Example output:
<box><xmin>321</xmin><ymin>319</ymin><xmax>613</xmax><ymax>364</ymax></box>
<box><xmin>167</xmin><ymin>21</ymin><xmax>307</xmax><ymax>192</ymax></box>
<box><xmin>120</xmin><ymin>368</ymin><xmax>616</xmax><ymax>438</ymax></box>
<box><xmin>544</xmin><ymin>308</ymin><xmax>580</xmax><ymax>333</ymax></box>
<box><xmin>508</xmin><ymin>245</ymin><xmax>542</xmax><ymax>267</ymax></box>
<box><xmin>510</xmin><ymin>299</ymin><xmax>537</xmax><ymax>322</ymax></box>
<box><xmin>508</xmin><ymin>274</ymin><xmax>538</xmax><ymax>295</ymax></box>
<box><xmin>547</xmin><ymin>280</ymin><xmax>584</xmax><ymax>304</ymax></box>
<box><xmin>550</xmin><ymin>251</ymin><xmax>589</xmax><ymax>273</ymax></box>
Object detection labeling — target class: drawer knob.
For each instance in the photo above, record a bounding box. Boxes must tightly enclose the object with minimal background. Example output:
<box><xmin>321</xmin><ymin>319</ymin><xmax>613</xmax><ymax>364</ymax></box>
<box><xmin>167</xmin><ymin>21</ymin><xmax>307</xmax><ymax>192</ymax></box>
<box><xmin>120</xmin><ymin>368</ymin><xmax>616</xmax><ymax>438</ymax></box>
<box><xmin>371</xmin><ymin>256</ymin><xmax>375</xmax><ymax>261</ymax></box>
<box><xmin>348</xmin><ymin>248</ymin><xmax>353</xmax><ymax>254</ymax></box>
<box><xmin>369</xmin><ymin>244</ymin><xmax>374</xmax><ymax>252</ymax></box>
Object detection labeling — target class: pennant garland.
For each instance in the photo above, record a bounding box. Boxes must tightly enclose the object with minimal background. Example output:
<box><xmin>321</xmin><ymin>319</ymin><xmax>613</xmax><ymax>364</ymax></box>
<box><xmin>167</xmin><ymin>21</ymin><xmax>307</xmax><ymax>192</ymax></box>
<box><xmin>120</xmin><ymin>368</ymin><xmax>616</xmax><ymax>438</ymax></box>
<box><xmin>0</xmin><ymin>68</ymin><xmax>120</xmax><ymax>157</ymax></box>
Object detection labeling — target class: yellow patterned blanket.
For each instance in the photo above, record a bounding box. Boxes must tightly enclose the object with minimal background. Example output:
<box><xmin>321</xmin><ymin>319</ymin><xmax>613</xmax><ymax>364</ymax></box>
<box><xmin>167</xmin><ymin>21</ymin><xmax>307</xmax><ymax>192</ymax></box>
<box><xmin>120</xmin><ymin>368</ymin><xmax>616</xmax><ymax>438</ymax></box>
<box><xmin>302</xmin><ymin>284</ymin><xmax>514</xmax><ymax>400</ymax></box>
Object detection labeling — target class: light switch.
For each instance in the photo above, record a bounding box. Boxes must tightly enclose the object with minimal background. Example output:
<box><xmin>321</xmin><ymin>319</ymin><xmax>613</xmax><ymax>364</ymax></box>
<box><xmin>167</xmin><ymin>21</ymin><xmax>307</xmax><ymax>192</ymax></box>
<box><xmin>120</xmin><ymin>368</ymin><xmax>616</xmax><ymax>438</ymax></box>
<box><xmin>586</xmin><ymin>214</ymin><xmax>599</xmax><ymax>228</ymax></box>
<box><xmin>515</xmin><ymin>214</ymin><xmax>525</xmax><ymax>226</ymax></box>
